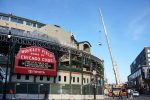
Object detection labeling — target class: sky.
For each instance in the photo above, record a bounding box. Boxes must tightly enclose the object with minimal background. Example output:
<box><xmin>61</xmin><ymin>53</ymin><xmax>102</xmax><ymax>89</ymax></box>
<box><xmin>0</xmin><ymin>0</ymin><xmax>150</xmax><ymax>83</ymax></box>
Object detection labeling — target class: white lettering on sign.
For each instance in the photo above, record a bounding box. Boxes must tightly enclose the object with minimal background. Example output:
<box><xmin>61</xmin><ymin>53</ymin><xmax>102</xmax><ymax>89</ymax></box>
<box><xmin>21</xmin><ymin>55</ymin><xmax>40</xmax><ymax>61</ymax></box>
<box><xmin>41</xmin><ymin>49</ymin><xmax>52</xmax><ymax>57</ymax></box>
<box><xmin>21</xmin><ymin>48</ymin><xmax>41</xmax><ymax>54</ymax></box>
<box><xmin>42</xmin><ymin>58</ymin><xmax>53</xmax><ymax>62</ymax></box>
<box><xmin>28</xmin><ymin>70</ymin><xmax>45</xmax><ymax>74</ymax></box>
<box><xmin>28</xmin><ymin>70</ymin><xmax>33</xmax><ymax>74</ymax></box>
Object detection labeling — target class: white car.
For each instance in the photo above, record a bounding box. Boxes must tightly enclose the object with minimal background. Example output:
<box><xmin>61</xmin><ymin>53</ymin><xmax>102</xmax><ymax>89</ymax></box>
<box><xmin>132</xmin><ymin>91</ymin><xmax>139</xmax><ymax>96</ymax></box>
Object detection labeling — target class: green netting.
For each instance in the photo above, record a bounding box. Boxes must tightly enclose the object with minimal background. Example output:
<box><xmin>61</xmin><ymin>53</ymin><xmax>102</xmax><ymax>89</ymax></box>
<box><xmin>96</xmin><ymin>85</ymin><xmax>103</xmax><ymax>95</ymax></box>
<box><xmin>28</xmin><ymin>83</ymin><xmax>38</xmax><ymax>94</ymax></box>
<box><xmin>40</xmin><ymin>84</ymin><xmax>50</xmax><ymax>94</ymax></box>
<box><xmin>0</xmin><ymin>82</ymin><xmax>103</xmax><ymax>95</ymax></box>
<box><xmin>72</xmin><ymin>85</ymin><xmax>81</xmax><ymax>94</ymax></box>
<box><xmin>82</xmin><ymin>85</ymin><xmax>92</xmax><ymax>95</ymax></box>
<box><xmin>62</xmin><ymin>84</ymin><xmax>71</xmax><ymax>94</ymax></box>
<box><xmin>16</xmin><ymin>83</ymin><xmax>27</xmax><ymax>93</ymax></box>
<box><xmin>51</xmin><ymin>84</ymin><xmax>61</xmax><ymax>94</ymax></box>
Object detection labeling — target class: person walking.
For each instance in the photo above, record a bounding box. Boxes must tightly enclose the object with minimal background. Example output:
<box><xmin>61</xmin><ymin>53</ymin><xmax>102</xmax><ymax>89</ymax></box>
<box><xmin>130</xmin><ymin>90</ymin><xmax>133</xmax><ymax>100</ymax></box>
<box><xmin>126</xmin><ymin>89</ymin><xmax>129</xmax><ymax>100</ymax></box>
<box><xmin>128</xmin><ymin>89</ymin><xmax>134</xmax><ymax>100</ymax></box>
<box><xmin>118</xmin><ymin>90</ymin><xmax>123</xmax><ymax>100</ymax></box>
<box><xmin>112</xmin><ymin>90</ymin><xmax>115</xmax><ymax>99</ymax></box>
<box><xmin>44</xmin><ymin>90</ymin><xmax>48</xmax><ymax>100</ymax></box>
<box><xmin>9</xmin><ymin>88</ymin><xmax>15</xmax><ymax>99</ymax></box>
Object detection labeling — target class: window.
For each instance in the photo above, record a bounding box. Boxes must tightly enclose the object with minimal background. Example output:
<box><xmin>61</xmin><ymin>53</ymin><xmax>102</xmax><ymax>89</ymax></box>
<box><xmin>148</xmin><ymin>54</ymin><xmax>150</xmax><ymax>57</ymax></box>
<box><xmin>149</xmin><ymin>63</ymin><xmax>150</xmax><ymax>65</ymax></box>
<box><xmin>77</xmin><ymin>77</ymin><xmax>79</xmax><ymax>83</ymax></box>
<box><xmin>17</xmin><ymin>19</ymin><xmax>23</xmax><ymax>24</ymax></box>
<box><xmin>73</xmin><ymin>77</ymin><xmax>75</xmax><ymax>82</ymax></box>
<box><xmin>2</xmin><ymin>16</ymin><xmax>9</xmax><ymax>21</ymax></box>
<box><xmin>133</xmin><ymin>60</ymin><xmax>136</xmax><ymax>64</ymax></box>
<box><xmin>147</xmin><ymin>49</ymin><xmax>150</xmax><ymax>53</ymax></box>
<box><xmin>0</xmin><ymin>15</ymin><xmax>2</xmax><ymax>20</ymax></box>
<box><xmin>11</xmin><ymin>17</ymin><xmax>18</xmax><ymax>23</ymax></box>
<box><xmin>26</xmin><ymin>21</ymin><xmax>32</xmax><ymax>26</ymax></box>
<box><xmin>33</xmin><ymin>23</ymin><xmax>36</xmax><ymax>27</ymax></box>
<box><xmin>11</xmin><ymin>28</ymin><xmax>25</xmax><ymax>35</ymax></box>
<box><xmin>47</xmin><ymin>76</ymin><xmax>50</xmax><ymax>81</ymax></box>
<box><xmin>87</xmin><ymin>78</ymin><xmax>89</xmax><ymax>83</ymax></box>
<box><xmin>64</xmin><ymin>76</ymin><xmax>66</xmax><ymax>82</ymax></box>
<box><xmin>0</xmin><ymin>26</ymin><xmax>9</xmax><ymax>30</ymax></box>
<box><xmin>40</xmin><ymin>76</ymin><xmax>43</xmax><ymax>80</ymax></box>
<box><xmin>138</xmin><ymin>64</ymin><xmax>141</xmax><ymax>68</ymax></box>
<box><xmin>37</xmin><ymin>24</ymin><xmax>42</xmax><ymax>28</ymax></box>
<box><xmin>25</xmin><ymin>75</ymin><xmax>29</xmax><ymax>80</ymax></box>
<box><xmin>83</xmin><ymin>78</ymin><xmax>85</xmax><ymax>83</ymax></box>
<box><xmin>27</xmin><ymin>31</ymin><xmax>31</xmax><ymax>34</ymax></box>
<box><xmin>58</xmin><ymin>76</ymin><xmax>61</xmax><ymax>81</ymax></box>
<box><xmin>17</xmin><ymin>74</ymin><xmax>21</xmax><ymax>79</ymax></box>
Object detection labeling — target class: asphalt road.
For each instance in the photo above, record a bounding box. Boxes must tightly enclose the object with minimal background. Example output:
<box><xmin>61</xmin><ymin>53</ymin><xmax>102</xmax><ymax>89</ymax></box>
<box><xmin>104</xmin><ymin>95</ymin><xmax>150</xmax><ymax>100</ymax></box>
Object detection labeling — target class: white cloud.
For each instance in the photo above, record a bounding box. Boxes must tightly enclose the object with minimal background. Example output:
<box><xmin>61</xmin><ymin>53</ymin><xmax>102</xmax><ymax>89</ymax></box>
<box><xmin>129</xmin><ymin>8</ymin><xmax>150</xmax><ymax>40</ymax></box>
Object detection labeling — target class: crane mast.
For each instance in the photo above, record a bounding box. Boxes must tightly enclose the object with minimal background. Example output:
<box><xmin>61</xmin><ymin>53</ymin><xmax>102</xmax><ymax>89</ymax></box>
<box><xmin>99</xmin><ymin>9</ymin><xmax>121</xmax><ymax>85</ymax></box>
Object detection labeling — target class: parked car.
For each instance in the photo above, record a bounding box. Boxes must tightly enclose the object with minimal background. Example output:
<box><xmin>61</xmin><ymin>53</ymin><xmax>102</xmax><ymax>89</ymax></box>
<box><xmin>132</xmin><ymin>91</ymin><xmax>139</xmax><ymax>96</ymax></box>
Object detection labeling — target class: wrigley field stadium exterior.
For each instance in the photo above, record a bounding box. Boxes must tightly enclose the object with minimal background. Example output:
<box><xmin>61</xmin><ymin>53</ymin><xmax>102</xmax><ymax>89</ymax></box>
<box><xmin>0</xmin><ymin>12</ymin><xmax>104</xmax><ymax>99</ymax></box>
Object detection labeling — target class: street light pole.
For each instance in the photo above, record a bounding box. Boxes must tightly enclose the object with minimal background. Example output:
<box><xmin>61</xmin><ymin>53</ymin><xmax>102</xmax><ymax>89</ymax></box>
<box><xmin>2</xmin><ymin>30</ymin><xmax>12</xmax><ymax>99</ymax></box>
<box><xmin>94</xmin><ymin>83</ymin><xmax>96</xmax><ymax>100</ymax></box>
<box><xmin>92</xmin><ymin>70</ymin><xmax>96</xmax><ymax>100</ymax></box>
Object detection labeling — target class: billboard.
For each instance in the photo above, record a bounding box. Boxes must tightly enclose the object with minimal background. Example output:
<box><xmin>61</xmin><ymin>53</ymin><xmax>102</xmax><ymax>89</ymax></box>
<box><xmin>14</xmin><ymin>46</ymin><xmax>56</xmax><ymax>76</ymax></box>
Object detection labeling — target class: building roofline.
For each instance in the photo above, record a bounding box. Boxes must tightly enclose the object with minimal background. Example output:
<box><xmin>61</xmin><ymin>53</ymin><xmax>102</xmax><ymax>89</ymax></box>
<box><xmin>130</xmin><ymin>47</ymin><xmax>147</xmax><ymax>66</ymax></box>
<box><xmin>78</xmin><ymin>41</ymin><xmax>92</xmax><ymax>47</ymax></box>
<box><xmin>144</xmin><ymin>46</ymin><xmax>150</xmax><ymax>49</ymax></box>
<box><xmin>0</xmin><ymin>12</ymin><xmax>45</xmax><ymax>26</ymax></box>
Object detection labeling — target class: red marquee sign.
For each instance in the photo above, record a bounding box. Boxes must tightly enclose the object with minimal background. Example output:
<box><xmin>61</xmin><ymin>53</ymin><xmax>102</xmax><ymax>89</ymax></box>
<box><xmin>14</xmin><ymin>46</ymin><xmax>56</xmax><ymax>76</ymax></box>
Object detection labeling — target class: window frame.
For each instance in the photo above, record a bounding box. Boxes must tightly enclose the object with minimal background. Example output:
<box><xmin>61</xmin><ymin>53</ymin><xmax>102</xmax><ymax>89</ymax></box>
<box><xmin>25</xmin><ymin>75</ymin><xmax>29</xmax><ymax>80</ymax></box>
<box><xmin>58</xmin><ymin>75</ymin><xmax>61</xmax><ymax>81</ymax></box>
<box><xmin>16</xmin><ymin>74</ymin><xmax>21</xmax><ymax>79</ymax></box>
<box><xmin>64</xmin><ymin>76</ymin><xmax>66</xmax><ymax>82</ymax></box>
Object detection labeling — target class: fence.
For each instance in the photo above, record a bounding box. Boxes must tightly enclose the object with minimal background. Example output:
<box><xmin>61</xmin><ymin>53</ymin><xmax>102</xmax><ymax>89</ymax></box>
<box><xmin>0</xmin><ymin>82</ymin><xmax>103</xmax><ymax>95</ymax></box>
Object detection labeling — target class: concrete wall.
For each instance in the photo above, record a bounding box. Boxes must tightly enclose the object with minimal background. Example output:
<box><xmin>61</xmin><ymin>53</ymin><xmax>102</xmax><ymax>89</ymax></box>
<box><xmin>2</xmin><ymin>94</ymin><xmax>104</xmax><ymax>100</ymax></box>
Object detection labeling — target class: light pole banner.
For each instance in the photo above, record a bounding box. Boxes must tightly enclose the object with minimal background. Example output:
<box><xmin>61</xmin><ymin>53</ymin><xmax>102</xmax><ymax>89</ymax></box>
<box><xmin>14</xmin><ymin>46</ymin><xmax>56</xmax><ymax>76</ymax></box>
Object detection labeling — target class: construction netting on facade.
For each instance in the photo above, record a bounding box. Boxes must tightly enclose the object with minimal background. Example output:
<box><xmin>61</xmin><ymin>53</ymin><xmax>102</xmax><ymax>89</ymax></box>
<box><xmin>0</xmin><ymin>82</ymin><xmax>103</xmax><ymax>95</ymax></box>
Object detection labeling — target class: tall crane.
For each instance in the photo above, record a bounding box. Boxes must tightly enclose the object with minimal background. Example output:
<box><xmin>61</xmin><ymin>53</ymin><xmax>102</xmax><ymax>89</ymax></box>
<box><xmin>99</xmin><ymin>9</ymin><xmax>121</xmax><ymax>85</ymax></box>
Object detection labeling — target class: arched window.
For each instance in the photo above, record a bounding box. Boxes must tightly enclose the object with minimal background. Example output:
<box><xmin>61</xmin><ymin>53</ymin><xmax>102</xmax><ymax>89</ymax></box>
<box><xmin>83</xmin><ymin>44</ymin><xmax>90</xmax><ymax>52</ymax></box>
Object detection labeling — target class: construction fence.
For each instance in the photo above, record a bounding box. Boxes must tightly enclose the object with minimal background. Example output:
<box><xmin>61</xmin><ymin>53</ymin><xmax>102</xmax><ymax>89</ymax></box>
<box><xmin>0</xmin><ymin>82</ymin><xmax>103</xmax><ymax>95</ymax></box>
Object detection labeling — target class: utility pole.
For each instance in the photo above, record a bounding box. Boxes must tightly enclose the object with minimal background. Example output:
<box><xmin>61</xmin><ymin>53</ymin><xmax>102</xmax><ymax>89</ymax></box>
<box><xmin>99</xmin><ymin>9</ymin><xmax>121</xmax><ymax>85</ymax></box>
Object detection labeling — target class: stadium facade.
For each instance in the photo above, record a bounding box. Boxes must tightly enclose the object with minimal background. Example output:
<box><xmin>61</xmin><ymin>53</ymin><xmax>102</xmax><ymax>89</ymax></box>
<box><xmin>0</xmin><ymin>12</ymin><xmax>104</xmax><ymax>99</ymax></box>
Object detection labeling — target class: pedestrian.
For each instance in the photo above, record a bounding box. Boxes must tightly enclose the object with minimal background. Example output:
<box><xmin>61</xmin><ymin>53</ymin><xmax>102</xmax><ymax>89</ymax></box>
<box><xmin>9</xmin><ymin>88</ymin><xmax>15</xmax><ymax>99</ymax></box>
<box><xmin>127</xmin><ymin>89</ymin><xmax>131</xmax><ymax>99</ymax></box>
<box><xmin>129</xmin><ymin>90</ymin><xmax>133</xmax><ymax>100</ymax></box>
<box><xmin>112</xmin><ymin>90</ymin><xmax>115</xmax><ymax>99</ymax></box>
<box><xmin>44</xmin><ymin>90</ymin><xmax>48</xmax><ymax>100</ymax></box>
<box><xmin>126</xmin><ymin>90</ymin><xmax>128</xmax><ymax>99</ymax></box>
<box><xmin>118</xmin><ymin>90</ymin><xmax>123</xmax><ymax>99</ymax></box>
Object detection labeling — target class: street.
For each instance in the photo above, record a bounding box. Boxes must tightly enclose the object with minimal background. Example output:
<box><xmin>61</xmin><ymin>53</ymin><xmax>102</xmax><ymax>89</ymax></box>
<box><xmin>104</xmin><ymin>95</ymin><xmax>150</xmax><ymax>100</ymax></box>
